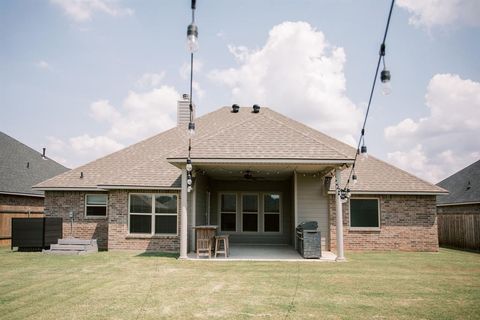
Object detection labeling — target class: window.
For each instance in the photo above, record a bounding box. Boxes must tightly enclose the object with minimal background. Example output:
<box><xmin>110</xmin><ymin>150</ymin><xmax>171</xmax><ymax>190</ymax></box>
<box><xmin>242</xmin><ymin>194</ymin><xmax>258</xmax><ymax>232</ymax></box>
<box><xmin>129</xmin><ymin>194</ymin><xmax>178</xmax><ymax>235</ymax></box>
<box><xmin>220</xmin><ymin>194</ymin><xmax>236</xmax><ymax>231</ymax></box>
<box><xmin>349</xmin><ymin>199</ymin><xmax>380</xmax><ymax>228</ymax></box>
<box><xmin>85</xmin><ymin>194</ymin><xmax>107</xmax><ymax>217</ymax></box>
<box><xmin>264</xmin><ymin>193</ymin><xmax>280</xmax><ymax>232</ymax></box>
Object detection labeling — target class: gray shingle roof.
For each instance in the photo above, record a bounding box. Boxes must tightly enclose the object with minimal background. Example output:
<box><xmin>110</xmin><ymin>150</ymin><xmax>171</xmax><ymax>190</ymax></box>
<box><xmin>34</xmin><ymin>106</ymin><xmax>445</xmax><ymax>194</ymax></box>
<box><xmin>437</xmin><ymin>160</ymin><xmax>480</xmax><ymax>205</ymax></box>
<box><xmin>0</xmin><ymin>132</ymin><xmax>69</xmax><ymax>196</ymax></box>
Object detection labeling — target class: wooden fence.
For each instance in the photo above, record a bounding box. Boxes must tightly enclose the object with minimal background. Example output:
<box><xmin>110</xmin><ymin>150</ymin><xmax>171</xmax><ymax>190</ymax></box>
<box><xmin>0</xmin><ymin>205</ymin><xmax>44</xmax><ymax>246</ymax></box>
<box><xmin>437</xmin><ymin>214</ymin><xmax>480</xmax><ymax>251</ymax></box>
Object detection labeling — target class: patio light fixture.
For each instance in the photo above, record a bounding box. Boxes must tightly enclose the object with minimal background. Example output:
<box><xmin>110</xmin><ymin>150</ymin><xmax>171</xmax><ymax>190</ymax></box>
<box><xmin>380</xmin><ymin>44</ymin><xmax>392</xmax><ymax>96</ymax></box>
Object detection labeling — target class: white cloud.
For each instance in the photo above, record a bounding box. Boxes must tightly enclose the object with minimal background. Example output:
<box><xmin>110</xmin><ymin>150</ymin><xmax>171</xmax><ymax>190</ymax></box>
<box><xmin>50</xmin><ymin>0</ymin><xmax>134</xmax><ymax>22</ymax></box>
<box><xmin>35</xmin><ymin>60</ymin><xmax>50</xmax><ymax>69</ymax></box>
<box><xmin>179</xmin><ymin>60</ymin><xmax>205</xmax><ymax>101</ymax></box>
<box><xmin>397</xmin><ymin>0</ymin><xmax>480</xmax><ymax>28</ymax></box>
<box><xmin>385</xmin><ymin>74</ymin><xmax>480</xmax><ymax>182</ymax></box>
<box><xmin>208</xmin><ymin>21</ymin><xmax>362</xmax><ymax>145</ymax></box>
<box><xmin>48</xmin><ymin>73</ymin><xmax>181</xmax><ymax>168</ymax></box>
<box><xmin>135</xmin><ymin>72</ymin><xmax>165</xmax><ymax>90</ymax></box>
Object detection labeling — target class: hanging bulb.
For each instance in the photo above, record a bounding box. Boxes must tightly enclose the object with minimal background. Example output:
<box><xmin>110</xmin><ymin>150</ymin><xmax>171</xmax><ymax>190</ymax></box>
<box><xmin>188</xmin><ymin>122</ymin><xmax>195</xmax><ymax>135</ymax></box>
<box><xmin>360</xmin><ymin>145</ymin><xmax>368</xmax><ymax>160</ymax></box>
<box><xmin>346</xmin><ymin>188</ymin><xmax>351</xmax><ymax>198</ymax></box>
<box><xmin>187</xmin><ymin>186</ymin><xmax>193</xmax><ymax>193</ymax></box>
<box><xmin>380</xmin><ymin>69</ymin><xmax>391</xmax><ymax>96</ymax></box>
<box><xmin>187</xmin><ymin>24</ymin><xmax>199</xmax><ymax>53</ymax></box>
<box><xmin>186</xmin><ymin>158</ymin><xmax>192</xmax><ymax>172</ymax></box>
<box><xmin>352</xmin><ymin>174</ymin><xmax>358</xmax><ymax>185</ymax></box>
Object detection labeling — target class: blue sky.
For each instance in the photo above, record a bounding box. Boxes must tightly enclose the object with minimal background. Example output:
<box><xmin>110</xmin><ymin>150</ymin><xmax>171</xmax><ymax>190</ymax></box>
<box><xmin>1</xmin><ymin>0</ymin><xmax>479</xmax><ymax>183</ymax></box>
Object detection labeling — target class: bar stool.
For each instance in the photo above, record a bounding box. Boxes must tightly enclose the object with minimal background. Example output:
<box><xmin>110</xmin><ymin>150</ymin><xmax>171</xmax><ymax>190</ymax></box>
<box><xmin>214</xmin><ymin>235</ymin><xmax>229</xmax><ymax>258</ymax></box>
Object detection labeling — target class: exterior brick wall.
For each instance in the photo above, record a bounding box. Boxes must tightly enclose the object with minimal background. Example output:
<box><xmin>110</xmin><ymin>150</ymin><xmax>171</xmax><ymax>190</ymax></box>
<box><xmin>44</xmin><ymin>190</ymin><xmax>181</xmax><ymax>252</ymax></box>
<box><xmin>437</xmin><ymin>203</ymin><xmax>480</xmax><ymax>215</ymax></box>
<box><xmin>0</xmin><ymin>194</ymin><xmax>44</xmax><ymax>207</ymax></box>
<box><xmin>44</xmin><ymin>191</ymin><xmax>109</xmax><ymax>249</ymax></box>
<box><xmin>107</xmin><ymin>190</ymin><xmax>180</xmax><ymax>252</ymax></box>
<box><xmin>329</xmin><ymin>194</ymin><xmax>438</xmax><ymax>252</ymax></box>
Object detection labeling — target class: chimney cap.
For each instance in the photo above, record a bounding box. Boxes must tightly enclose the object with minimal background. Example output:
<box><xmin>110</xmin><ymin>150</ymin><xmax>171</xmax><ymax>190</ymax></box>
<box><xmin>231</xmin><ymin>104</ymin><xmax>240</xmax><ymax>113</ymax></box>
<box><xmin>252</xmin><ymin>104</ymin><xmax>260</xmax><ymax>113</ymax></box>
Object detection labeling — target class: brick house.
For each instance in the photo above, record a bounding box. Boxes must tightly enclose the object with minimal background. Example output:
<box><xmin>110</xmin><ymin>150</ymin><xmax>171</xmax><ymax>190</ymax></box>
<box><xmin>34</xmin><ymin>99</ymin><xmax>446</xmax><ymax>256</ymax></box>
<box><xmin>0</xmin><ymin>131</ymin><xmax>68</xmax><ymax>244</ymax></box>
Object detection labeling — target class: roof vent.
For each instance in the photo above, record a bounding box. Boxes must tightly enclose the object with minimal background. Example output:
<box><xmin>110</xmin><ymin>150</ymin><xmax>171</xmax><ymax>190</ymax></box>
<box><xmin>232</xmin><ymin>104</ymin><xmax>239</xmax><ymax>113</ymax></box>
<box><xmin>252</xmin><ymin>104</ymin><xmax>260</xmax><ymax>113</ymax></box>
<box><xmin>42</xmin><ymin>147</ymin><xmax>47</xmax><ymax>160</ymax></box>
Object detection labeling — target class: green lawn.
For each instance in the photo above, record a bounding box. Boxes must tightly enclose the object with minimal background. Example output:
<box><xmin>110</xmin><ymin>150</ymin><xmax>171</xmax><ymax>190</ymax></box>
<box><xmin>0</xmin><ymin>247</ymin><xmax>479</xmax><ymax>320</ymax></box>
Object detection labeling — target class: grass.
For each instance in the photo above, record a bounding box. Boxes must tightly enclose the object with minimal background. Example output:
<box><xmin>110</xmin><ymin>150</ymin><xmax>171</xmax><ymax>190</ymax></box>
<box><xmin>0</xmin><ymin>247</ymin><xmax>479</xmax><ymax>319</ymax></box>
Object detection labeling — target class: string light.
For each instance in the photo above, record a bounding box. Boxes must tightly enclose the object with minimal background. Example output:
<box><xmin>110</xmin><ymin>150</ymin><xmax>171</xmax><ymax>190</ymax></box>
<box><xmin>185</xmin><ymin>0</ymin><xmax>198</xmax><ymax>192</ymax></box>
<box><xmin>342</xmin><ymin>0</ymin><xmax>395</xmax><ymax>196</ymax></box>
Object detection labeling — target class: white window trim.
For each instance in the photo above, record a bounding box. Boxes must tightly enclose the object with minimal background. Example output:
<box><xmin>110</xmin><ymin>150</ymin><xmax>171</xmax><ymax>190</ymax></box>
<box><xmin>85</xmin><ymin>194</ymin><xmax>108</xmax><ymax>219</ymax></box>
<box><xmin>263</xmin><ymin>192</ymin><xmax>282</xmax><ymax>233</ymax></box>
<box><xmin>128</xmin><ymin>193</ymin><xmax>179</xmax><ymax>236</ymax></box>
<box><xmin>219</xmin><ymin>192</ymin><xmax>237</xmax><ymax>232</ymax></box>
<box><xmin>241</xmin><ymin>193</ymin><xmax>259</xmax><ymax>233</ymax></box>
<box><xmin>348</xmin><ymin>197</ymin><xmax>381</xmax><ymax>231</ymax></box>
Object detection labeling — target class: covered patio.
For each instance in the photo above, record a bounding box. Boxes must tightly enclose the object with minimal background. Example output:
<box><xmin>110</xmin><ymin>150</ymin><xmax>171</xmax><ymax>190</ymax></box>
<box><xmin>187</xmin><ymin>244</ymin><xmax>337</xmax><ymax>262</ymax></box>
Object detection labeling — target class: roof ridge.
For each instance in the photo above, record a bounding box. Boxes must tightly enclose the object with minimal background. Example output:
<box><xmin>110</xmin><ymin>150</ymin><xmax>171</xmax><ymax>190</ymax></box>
<box><xmin>437</xmin><ymin>159</ymin><xmax>480</xmax><ymax>185</ymax></box>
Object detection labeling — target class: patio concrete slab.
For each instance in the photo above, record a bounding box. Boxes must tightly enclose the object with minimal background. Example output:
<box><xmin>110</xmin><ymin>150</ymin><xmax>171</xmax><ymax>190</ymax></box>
<box><xmin>187</xmin><ymin>245</ymin><xmax>337</xmax><ymax>262</ymax></box>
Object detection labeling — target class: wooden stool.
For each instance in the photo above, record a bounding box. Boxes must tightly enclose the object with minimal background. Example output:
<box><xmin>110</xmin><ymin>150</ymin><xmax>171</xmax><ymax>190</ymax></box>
<box><xmin>215</xmin><ymin>235</ymin><xmax>229</xmax><ymax>258</ymax></box>
<box><xmin>197</xmin><ymin>238</ymin><xmax>212</xmax><ymax>258</ymax></box>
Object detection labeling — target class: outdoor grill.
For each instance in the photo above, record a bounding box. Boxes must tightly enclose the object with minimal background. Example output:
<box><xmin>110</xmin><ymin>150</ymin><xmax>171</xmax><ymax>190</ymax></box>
<box><xmin>296</xmin><ymin>221</ymin><xmax>321</xmax><ymax>259</ymax></box>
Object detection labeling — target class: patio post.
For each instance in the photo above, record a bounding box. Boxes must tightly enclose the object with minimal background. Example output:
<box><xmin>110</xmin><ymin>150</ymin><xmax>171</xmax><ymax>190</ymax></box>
<box><xmin>335</xmin><ymin>168</ymin><xmax>345</xmax><ymax>261</ymax></box>
<box><xmin>180</xmin><ymin>167</ymin><xmax>188</xmax><ymax>259</ymax></box>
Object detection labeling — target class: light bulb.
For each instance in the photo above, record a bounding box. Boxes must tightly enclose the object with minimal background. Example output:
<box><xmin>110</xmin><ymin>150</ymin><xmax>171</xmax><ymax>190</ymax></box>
<box><xmin>360</xmin><ymin>145</ymin><xmax>368</xmax><ymax>160</ymax></box>
<box><xmin>186</xmin><ymin>159</ymin><xmax>192</xmax><ymax>172</ymax></box>
<box><xmin>380</xmin><ymin>69</ymin><xmax>391</xmax><ymax>96</ymax></box>
<box><xmin>188</xmin><ymin>122</ymin><xmax>195</xmax><ymax>136</ymax></box>
<box><xmin>187</xmin><ymin>186</ymin><xmax>192</xmax><ymax>193</ymax></box>
<box><xmin>352</xmin><ymin>174</ymin><xmax>358</xmax><ymax>185</ymax></box>
<box><xmin>187</xmin><ymin>24</ymin><xmax>198</xmax><ymax>53</ymax></box>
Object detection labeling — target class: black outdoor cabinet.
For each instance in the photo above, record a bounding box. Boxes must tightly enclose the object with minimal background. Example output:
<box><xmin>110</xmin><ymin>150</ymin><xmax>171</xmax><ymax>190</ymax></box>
<box><xmin>11</xmin><ymin>217</ymin><xmax>63</xmax><ymax>251</ymax></box>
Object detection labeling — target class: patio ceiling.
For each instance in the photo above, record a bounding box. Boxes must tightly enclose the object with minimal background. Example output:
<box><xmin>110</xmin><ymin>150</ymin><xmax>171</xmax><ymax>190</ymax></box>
<box><xmin>194</xmin><ymin>163</ymin><xmax>337</xmax><ymax>181</ymax></box>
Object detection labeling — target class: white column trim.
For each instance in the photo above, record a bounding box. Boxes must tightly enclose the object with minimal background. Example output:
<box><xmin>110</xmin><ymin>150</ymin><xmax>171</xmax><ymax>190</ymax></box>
<box><xmin>335</xmin><ymin>168</ymin><xmax>345</xmax><ymax>261</ymax></box>
<box><xmin>190</xmin><ymin>185</ymin><xmax>196</xmax><ymax>252</ymax></box>
<box><xmin>180</xmin><ymin>168</ymin><xmax>188</xmax><ymax>259</ymax></box>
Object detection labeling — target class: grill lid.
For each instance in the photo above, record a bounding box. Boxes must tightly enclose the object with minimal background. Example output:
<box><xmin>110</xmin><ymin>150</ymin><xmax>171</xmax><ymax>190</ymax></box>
<box><xmin>296</xmin><ymin>221</ymin><xmax>318</xmax><ymax>231</ymax></box>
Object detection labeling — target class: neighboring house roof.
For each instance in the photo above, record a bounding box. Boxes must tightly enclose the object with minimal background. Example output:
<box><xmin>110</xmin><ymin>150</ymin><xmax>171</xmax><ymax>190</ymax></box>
<box><xmin>437</xmin><ymin>160</ymin><xmax>480</xmax><ymax>205</ymax></box>
<box><xmin>0</xmin><ymin>131</ymin><xmax>69</xmax><ymax>196</ymax></box>
<box><xmin>34</xmin><ymin>106</ymin><xmax>445</xmax><ymax>194</ymax></box>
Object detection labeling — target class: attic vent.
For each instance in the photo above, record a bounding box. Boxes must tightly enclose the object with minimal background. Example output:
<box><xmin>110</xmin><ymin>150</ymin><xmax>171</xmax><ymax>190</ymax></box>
<box><xmin>232</xmin><ymin>104</ymin><xmax>239</xmax><ymax>113</ymax></box>
<box><xmin>252</xmin><ymin>104</ymin><xmax>260</xmax><ymax>113</ymax></box>
<box><xmin>42</xmin><ymin>147</ymin><xmax>47</xmax><ymax>160</ymax></box>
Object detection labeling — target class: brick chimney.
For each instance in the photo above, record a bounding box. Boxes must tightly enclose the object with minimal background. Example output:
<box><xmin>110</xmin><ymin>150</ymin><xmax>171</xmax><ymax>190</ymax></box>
<box><xmin>177</xmin><ymin>94</ymin><xmax>194</xmax><ymax>127</ymax></box>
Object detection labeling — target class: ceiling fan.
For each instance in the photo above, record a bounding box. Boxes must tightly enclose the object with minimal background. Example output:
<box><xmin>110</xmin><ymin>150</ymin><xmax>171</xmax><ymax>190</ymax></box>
<box><xmin>242</xmin><ymin>170</ymin><xmax>266</xmax><ymax>181</ymax></box>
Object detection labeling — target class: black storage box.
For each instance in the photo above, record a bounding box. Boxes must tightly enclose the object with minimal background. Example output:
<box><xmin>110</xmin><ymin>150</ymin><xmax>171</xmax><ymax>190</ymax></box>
<box><xmin>11</xmin><ymin>217</ymin><xmax>63</xmax><ymax>251</ymax></box>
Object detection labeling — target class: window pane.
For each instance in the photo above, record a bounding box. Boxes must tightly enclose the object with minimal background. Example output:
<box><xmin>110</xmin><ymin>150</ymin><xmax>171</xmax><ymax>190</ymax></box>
<box><xmin>86</xmin><ymin>206</ymin><xmax>107</xmax><ymax>216</ymax></box>
<box><xmin>264</xmin><ymin>214</ymin><xmax>280</xmax><ymax>232</ymax></box>
<box><xmin>243</xmin><ymin>214</ymin><xmax>258</xmax><ymax>232</ymax></box>
<box><xmin>130</xmin><ymin>215</ymin><xmax>152</xmax><ymax>233</ymax></box>
<box><xmin>155</xmin><ymin>195</ymin><xmax>177</xmax><ymax>213</ymax></box>
<box><xmin>221</xmin><ymin>213</ymin><xmax>236</xmax><ymax>231</ymax></box>
<box><xmin>264</xmin><ymin>194</ymin><xmax>280</xmax><ymax>213</ymax></box>
<box><xmin>155</xmin><ymin>215</ymin><xmax>177</xmax><ymax>234</ymax></box>
<box><xmin>130</xmin><ymin>194</ymin><xmax>152</xmax><ymax>213</ymax></box>
<box><xmin>242</xmin><ymin>195</ymin><xmax>258</xmax><ymax>212</ymax></box>
<box><xmin>86</xmin><ymin>194</ymin><xmax>107</xmax><ymax>205</ymax></box>
<box><xmin>221</xmin><ymin>194</ymin><xmax>236</xmax><ymax>212</ymax></box>
<box><xmin>350</xmin><ymin>199</ymin><xmax>379</xmax><ymax>228</ymax></box>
